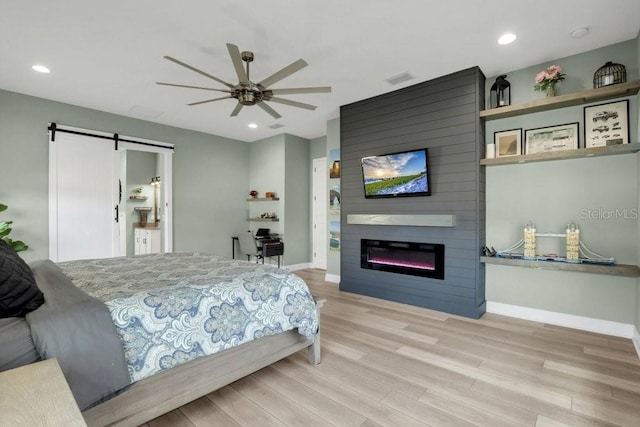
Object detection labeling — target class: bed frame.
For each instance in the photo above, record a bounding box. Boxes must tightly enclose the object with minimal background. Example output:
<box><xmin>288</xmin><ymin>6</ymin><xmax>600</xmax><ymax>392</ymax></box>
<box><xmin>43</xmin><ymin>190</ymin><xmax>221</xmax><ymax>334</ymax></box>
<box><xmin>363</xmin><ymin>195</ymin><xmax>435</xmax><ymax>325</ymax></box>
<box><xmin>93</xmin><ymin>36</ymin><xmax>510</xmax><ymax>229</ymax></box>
<box><xmin>82</xmin><ymin>298</ymin><xmax>324</xmax><ymax>427</ymax></box>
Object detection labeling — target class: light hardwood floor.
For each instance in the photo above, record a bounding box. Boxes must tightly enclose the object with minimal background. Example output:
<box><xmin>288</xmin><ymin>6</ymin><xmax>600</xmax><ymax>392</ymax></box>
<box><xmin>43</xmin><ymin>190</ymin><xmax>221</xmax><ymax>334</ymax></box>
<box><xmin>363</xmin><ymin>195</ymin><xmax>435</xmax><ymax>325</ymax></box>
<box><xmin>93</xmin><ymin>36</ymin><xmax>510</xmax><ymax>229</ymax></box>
<box><xmin>142</xmin><ymin>269</ymin><xmax>640</xmax><ymax>426</ymax></box>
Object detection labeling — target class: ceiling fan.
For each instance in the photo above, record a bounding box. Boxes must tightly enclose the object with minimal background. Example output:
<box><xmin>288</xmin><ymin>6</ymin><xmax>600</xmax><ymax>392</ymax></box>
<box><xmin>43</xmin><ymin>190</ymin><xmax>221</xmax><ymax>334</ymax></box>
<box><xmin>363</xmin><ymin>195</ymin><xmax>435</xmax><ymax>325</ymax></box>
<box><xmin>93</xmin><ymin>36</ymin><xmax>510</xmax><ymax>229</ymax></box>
<box><xmin>157</xmin><ymin>43</ymin><xmax>331</xmax><ymax>119</ymax></box>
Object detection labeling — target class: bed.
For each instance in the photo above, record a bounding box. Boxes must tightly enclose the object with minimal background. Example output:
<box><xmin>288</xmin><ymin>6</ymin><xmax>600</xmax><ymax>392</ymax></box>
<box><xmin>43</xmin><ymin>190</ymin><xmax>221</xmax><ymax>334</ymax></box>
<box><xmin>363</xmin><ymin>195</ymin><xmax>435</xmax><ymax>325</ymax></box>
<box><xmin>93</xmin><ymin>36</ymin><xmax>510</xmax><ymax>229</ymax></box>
<box><xmin>0</xmin><ymin>247</ymin><xmax>322</xmax><ymax>427</ymax></box>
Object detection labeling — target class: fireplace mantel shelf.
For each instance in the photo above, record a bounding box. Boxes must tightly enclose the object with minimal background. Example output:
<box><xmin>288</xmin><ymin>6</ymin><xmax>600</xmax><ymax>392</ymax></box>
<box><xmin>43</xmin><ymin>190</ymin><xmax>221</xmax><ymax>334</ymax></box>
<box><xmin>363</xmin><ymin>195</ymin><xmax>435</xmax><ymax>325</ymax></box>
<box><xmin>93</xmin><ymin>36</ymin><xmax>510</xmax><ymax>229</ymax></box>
<box><xmin>347</xmin><ymin>214</ymin><xmax>455</xmax><ymax>227</ymax></box>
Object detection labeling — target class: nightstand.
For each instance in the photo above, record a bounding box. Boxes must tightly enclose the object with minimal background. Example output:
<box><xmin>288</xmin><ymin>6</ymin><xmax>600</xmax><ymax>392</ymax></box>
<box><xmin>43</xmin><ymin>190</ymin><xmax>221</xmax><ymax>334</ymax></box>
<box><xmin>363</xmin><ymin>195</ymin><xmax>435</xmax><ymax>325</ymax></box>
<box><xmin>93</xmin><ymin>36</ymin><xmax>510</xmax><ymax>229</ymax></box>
<box><xmin>0</xmin><ymin>358</ymin><xmax>86</xmax><ymax>426</ymax></box>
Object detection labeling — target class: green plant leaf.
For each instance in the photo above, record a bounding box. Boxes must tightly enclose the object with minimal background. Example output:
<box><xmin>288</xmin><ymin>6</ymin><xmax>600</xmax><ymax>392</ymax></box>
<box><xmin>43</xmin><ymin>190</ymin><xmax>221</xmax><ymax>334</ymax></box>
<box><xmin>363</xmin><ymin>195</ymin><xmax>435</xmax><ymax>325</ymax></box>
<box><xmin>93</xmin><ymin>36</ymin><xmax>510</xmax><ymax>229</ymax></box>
<box><xmin>0</xmin><ymin>221</ymin><xmax>12</xmax><ymax>234</ymax></box>
<box><xmin>11</xmin><ymin>240</ymin><xmax>28</xmax><ymax>252</ymax></box>
<box><xmin>0</xmin><ymin>203</ymin><xmax>28</xmax><ymax>251</ymax></box>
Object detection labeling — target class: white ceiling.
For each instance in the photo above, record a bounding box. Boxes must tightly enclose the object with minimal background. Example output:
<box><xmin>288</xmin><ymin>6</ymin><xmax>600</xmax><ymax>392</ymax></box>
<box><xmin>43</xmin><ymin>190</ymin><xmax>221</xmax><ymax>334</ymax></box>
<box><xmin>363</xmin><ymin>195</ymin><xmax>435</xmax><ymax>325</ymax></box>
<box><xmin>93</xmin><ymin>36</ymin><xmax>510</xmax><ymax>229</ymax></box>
<box><xmin>1</xmin><ymin>1</ymin><xmax>639</xmax><ymax>143</ymax></box>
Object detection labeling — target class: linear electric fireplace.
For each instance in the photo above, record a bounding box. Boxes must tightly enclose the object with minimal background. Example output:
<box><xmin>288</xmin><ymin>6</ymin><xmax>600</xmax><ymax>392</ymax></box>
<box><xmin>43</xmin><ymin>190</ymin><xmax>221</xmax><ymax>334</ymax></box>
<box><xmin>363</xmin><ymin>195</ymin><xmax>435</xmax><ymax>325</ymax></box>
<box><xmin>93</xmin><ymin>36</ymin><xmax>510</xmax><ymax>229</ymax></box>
<box><xmin>361</xmin><ymin>239</ymin><xmax>445</xmax><ymax>279</ymax></box>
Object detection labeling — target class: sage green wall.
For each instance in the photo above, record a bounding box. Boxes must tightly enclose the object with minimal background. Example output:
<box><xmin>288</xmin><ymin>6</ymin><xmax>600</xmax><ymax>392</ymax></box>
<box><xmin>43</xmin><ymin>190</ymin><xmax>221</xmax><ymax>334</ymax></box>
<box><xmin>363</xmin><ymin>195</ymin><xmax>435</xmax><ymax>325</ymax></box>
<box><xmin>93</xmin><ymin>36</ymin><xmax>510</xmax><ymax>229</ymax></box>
<box><xmin>485</xmin><ymin>40</ymin><xmax>640</xmax><ymax>325</ymax></box>
<box><xmin>485</xmin><ymin>40</ymin><xmax>638</xmax><ymax>104</ymax></box>
<box><xmin>284</xmin><ymin>134</ymin><xmax>310</xmax><ymax>265</ymax></box>
<box><xmin>310</xmin><ymin>136</ymin><xmax>326</xmax><ymax>160</ymax></box>
<box><xmin>249</xmin><ymin>133</ymin><xmax>311</xmax><ymax>266</ymax></box>
<box><xmin>326</xmin><ymin>118</ymin><xmax>341</xmax><ymax>277</ymax></box>
<box><xmin>0</xmin><ymin>89</ymin><xmax>250</xmax><ymax>263</ymax></box>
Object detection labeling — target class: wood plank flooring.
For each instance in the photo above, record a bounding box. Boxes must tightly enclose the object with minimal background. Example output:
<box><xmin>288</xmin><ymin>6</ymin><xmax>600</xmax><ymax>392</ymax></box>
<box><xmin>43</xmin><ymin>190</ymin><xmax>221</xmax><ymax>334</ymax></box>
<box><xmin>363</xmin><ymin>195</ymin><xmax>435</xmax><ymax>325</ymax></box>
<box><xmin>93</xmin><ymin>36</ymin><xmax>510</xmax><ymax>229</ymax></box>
<box><xmin>142</xmin><ymin>269</ymin><xmax>640</xmax><ymax>426</ymax></box>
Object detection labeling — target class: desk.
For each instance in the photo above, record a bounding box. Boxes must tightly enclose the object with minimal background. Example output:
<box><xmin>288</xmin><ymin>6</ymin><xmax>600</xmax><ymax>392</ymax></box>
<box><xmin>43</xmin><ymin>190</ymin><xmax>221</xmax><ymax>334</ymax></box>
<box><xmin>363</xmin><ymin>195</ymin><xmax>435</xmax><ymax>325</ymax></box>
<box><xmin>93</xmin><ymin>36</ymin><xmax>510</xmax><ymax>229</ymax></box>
<box><xmin>231</xmin><ymin>236</ymin><xmax>284</xmax><ymax>268</ymax></box>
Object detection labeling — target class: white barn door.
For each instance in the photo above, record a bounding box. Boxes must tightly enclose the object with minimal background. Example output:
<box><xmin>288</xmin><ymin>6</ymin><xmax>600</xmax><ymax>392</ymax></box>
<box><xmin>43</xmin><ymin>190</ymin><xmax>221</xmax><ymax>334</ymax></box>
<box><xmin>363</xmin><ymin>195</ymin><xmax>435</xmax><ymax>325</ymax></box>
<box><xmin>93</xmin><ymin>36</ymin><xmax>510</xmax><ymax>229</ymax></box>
<box><xmin>49</xmin><ymin>130</ymin><xmax>120</xmax><ymax>262</ymax></box>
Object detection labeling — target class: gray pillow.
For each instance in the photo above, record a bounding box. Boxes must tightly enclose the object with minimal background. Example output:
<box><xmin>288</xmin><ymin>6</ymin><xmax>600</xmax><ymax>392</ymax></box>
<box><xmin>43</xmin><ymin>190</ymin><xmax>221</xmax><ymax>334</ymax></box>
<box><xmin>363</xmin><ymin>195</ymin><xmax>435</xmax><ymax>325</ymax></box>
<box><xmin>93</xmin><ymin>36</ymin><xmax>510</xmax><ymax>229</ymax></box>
<box><xmin>0</xmin><ymin>240</ymin><xmax>44</xmax><ymax>317</ymax></box>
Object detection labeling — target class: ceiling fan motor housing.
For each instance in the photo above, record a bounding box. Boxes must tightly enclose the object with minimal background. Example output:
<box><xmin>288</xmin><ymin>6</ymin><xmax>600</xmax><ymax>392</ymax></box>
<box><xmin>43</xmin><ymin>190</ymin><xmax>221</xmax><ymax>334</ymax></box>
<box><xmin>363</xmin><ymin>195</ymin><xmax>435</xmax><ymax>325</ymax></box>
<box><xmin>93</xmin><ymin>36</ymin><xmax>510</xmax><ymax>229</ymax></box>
<box><xmin>234</xmin><ymin>86</ymin><xmax>264</xmax><ymax>105</ymax></box>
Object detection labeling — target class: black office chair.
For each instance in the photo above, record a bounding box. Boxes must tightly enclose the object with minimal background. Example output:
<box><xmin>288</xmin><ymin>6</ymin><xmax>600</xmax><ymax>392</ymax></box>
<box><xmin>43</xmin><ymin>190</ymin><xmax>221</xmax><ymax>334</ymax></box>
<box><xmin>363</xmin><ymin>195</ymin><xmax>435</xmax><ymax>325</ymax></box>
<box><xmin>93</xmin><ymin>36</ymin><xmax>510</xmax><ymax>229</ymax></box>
<box><xmin>237</xmin><ymin>231</ymin><xmax>263</xmax><ymax>263</ymax></box>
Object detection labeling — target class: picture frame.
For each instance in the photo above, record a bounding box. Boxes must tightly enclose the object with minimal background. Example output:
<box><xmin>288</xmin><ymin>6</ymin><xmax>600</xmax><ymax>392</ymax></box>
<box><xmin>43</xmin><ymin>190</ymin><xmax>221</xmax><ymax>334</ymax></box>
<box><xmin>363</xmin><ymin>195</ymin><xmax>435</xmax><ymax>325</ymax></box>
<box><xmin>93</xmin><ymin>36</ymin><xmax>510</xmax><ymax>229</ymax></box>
<box><xmin>524</xmin><ymin>122</ymin><xmax>579</xmax><ymax>154</ymax></box>
<box><xmin>494</xmin><ymin>128</ymin><xmax>522</xmax><ymax>158</ymax></box>
<box><xmin>583</xmin><ymin>100</ymin><xmax>629</xmax><ymax>148</ymax></box>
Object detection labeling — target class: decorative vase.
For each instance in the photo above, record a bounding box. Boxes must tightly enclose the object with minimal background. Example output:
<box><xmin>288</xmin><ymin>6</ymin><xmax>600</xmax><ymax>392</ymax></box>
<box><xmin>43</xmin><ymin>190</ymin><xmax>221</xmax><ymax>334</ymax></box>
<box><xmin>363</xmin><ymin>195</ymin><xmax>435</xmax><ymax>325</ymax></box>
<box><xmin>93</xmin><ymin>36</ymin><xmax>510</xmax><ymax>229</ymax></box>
<box><xmin>546</xmin><ymin>84</ymin><xmax>556</xmax><ymax>97</ymax></box>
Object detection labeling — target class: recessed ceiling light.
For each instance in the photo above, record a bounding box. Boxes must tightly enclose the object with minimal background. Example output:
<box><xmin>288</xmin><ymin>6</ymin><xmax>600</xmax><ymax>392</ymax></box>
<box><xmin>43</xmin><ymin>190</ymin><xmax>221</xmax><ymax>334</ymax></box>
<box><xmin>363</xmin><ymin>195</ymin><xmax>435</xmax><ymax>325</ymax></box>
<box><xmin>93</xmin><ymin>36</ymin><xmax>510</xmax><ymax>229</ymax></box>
<box><xmin>570</xmin><ymin>27</ymin><xmax>589</xmax><ymax>38</ymax></box>
<box><xmin>248</xmin><ymin>123</ymin><xmax>258</xmax><ymax>129</ymax></box>
<box><xmin>498</xmin><ymin>33</ymin><xmax>517</xmax><ymax>45</ymax></box>
<box><xmin>32</xmin><ymin>64</ymin><xmax>50</xmax><ymax>73</ymax></box>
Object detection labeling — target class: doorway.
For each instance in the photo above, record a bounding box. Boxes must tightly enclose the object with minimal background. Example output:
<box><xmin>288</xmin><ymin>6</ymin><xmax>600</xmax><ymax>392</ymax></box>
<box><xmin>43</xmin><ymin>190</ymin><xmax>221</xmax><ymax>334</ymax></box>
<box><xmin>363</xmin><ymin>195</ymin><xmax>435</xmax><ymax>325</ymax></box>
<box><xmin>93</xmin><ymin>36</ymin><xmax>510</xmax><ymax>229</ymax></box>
<box><xmin>48</xmin><ymin>124</ymin><xmax>173</xmax><ymax>262</ymax></box>
<box><xmin>312</xmin><ymin>157</ymin><xmax>327</xmax><ymax>269</ymax></box>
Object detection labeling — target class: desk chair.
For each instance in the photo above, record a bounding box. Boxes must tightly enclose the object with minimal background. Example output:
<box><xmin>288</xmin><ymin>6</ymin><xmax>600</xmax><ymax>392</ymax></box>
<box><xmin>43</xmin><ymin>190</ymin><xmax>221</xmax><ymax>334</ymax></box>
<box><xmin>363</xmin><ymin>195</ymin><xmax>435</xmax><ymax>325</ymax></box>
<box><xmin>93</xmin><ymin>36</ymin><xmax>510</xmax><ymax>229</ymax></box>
<box><xmin>237</xmin><ymin>231</ymin><xmax>263</xmax><ymax>263</ymax></box>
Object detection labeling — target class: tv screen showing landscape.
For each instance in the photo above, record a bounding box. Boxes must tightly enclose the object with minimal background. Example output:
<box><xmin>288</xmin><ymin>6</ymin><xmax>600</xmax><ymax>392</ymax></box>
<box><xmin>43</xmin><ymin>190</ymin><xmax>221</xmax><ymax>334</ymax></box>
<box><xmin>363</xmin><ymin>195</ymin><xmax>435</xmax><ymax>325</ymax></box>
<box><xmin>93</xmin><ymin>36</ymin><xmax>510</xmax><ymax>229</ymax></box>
<box><xmin>361</xmin><ymin>148</ymin><xmax>430</xmax><ymax>198</ymax></box>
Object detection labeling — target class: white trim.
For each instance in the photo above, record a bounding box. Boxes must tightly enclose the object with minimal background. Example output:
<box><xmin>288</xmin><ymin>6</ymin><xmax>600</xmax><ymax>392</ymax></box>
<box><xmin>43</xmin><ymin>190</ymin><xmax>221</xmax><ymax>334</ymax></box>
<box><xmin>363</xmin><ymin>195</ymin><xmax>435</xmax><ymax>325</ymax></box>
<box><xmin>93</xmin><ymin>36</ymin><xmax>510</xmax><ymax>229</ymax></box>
<box><xmin>284</xmin><ymin>262</ymin><xmax>312</xmax><ymax>271</ymax></box>
<box><xmin>48</xmin><ymin>134</ymin><xmax>58</xmax><ymax>261</ymax></box>
<box><xmin>325</xmin><ymin>273</ymin><xmax>340</xmax><ymax>283</ymax></box>
<box><xmin>633</xmin><ymin>327</ymin><xmax>640</xmax><ymax>358</ymax></box>
<box><xmin>486</xmin><ymin>301</ymin><xmax>636</xmax><ymax>339</ymax></box>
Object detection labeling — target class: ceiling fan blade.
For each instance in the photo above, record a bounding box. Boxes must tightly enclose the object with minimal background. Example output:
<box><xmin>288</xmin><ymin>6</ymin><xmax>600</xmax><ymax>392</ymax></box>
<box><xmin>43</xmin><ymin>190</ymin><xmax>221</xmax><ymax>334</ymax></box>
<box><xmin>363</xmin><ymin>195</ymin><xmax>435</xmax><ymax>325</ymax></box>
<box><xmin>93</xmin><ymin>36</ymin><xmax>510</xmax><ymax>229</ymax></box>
<box><xmin>258</xmin><ymin>59</ymin><xmax>308</xmax><ymax>88</ymax></box>
<box><xmin>226</xmin><ymin>44</ymin><xmax>249</xmax><ymax>84</ymax></box>
<box><xmin>230</xmin><ymin>102</ymin><xmax>243</xmax><ymax>117</ymax></box>
<box><xmin>156</xmin><ymin>82</ymin><xmax>231</xmax><ymax>92</ymax></box>
<box><xmin>257</xmin><ymin>101</ymin><xmax>282</xmax><ymax>119</ymax></box>
<box><xmin>268</xmin><ymin>97</ymin><xmax>317</xmax><ymax>110</ymax></box>
<box><xmin>188</xmin><ymin>95</ymin><xmax>232</xmax><ymax>106</ymax></box>
<box><xmin>269</xmin><ymin>87</ymin><xmax>332</xmax><ymax>95</ymax></box>
<box><xmin>164</xmin><ymin>56</ymin><xmax>234</xmax><ymax>88</ymax></box>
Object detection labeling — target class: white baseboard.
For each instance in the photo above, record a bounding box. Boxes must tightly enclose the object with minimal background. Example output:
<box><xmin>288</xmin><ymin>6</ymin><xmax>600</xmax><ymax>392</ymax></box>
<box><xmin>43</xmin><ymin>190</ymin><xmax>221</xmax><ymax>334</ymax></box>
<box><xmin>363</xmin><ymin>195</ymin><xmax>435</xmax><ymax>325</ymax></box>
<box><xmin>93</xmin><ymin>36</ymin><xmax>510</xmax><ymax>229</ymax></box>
<box><xmin>325</xmin><ymin>273</ymin><xmax>340</xmax><ymax>283</ymax></box>
<box><xmin>486</xmin><ymin>301</ymin><xmax>636</xmax><ymax>340</ymax></box>
<box><xmin>633</xmin><ymin>327</ymin><xmax>640</xmax><ymax>358</ymax></box>
<box><xmin>285</xmin><ymin>262</ymin><xmax>311</xmax><ymax>271</ymax></box>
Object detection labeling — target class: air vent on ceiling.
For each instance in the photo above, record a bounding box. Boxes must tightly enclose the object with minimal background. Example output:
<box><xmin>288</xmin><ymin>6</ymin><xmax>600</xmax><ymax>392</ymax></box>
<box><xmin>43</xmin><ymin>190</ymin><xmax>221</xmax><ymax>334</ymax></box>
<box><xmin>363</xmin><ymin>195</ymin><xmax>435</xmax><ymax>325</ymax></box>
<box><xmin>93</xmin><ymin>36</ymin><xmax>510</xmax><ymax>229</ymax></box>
<box><xmin>386</xmin><ymin>72</ymin><xmax>414</xmax><ymax>85</ymax></box>
<box><xmin>268</xmin><ymin>123</ymin><xmax>285</xmax><ymax>129</ymax></box>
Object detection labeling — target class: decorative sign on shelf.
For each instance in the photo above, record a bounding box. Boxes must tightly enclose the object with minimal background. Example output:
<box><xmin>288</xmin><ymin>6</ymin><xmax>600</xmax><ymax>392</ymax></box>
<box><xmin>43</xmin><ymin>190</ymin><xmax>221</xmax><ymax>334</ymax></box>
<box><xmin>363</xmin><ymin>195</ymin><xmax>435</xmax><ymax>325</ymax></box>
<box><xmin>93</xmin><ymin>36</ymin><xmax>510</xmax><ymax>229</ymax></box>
<box><xmin>524</xmin><ymin>122</ymin><xmax>579</xmax><ymax>154</ymax></box>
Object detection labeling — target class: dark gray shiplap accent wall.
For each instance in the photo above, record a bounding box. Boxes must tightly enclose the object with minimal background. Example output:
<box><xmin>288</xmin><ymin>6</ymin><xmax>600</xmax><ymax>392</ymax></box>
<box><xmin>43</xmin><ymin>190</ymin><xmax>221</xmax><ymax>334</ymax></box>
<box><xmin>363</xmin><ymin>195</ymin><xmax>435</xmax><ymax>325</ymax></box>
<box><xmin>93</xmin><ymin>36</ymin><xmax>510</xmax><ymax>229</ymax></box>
<box><xmin>340</xmin><ymin>67</ymin><xmax>486</xmax><ymax>318</ymax></box>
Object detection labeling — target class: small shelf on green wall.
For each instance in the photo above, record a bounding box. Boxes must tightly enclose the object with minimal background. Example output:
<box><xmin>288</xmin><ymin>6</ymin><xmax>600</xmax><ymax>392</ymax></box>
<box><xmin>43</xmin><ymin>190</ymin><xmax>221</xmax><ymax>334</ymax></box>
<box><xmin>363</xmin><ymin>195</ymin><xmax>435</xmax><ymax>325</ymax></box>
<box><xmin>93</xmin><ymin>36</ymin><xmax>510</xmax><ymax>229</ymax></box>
<box><xmin>480</xmin><ymin>80</ymin><xmax>640</xmax><ymax>120</ymax></box>
<box><xmin>481</xmin><ymin>143</ymin><xmax>640</xmax><ymax>166</ymax></box>
<box><xmin>481</xmin><ymin>256</ymin><xmax>640</xmax><ymax>277</ymax></box>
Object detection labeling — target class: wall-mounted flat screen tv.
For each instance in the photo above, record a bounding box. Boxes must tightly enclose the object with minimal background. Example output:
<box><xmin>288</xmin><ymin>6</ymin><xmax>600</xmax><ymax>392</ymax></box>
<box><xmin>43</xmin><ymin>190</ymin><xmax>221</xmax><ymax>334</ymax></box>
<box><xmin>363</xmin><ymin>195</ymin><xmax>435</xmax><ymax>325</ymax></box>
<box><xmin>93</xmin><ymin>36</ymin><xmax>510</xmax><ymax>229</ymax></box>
<box><xmin>361</xmin><ymin>148</ymin><xmax>430</xmax><ymax>198</ymax></box>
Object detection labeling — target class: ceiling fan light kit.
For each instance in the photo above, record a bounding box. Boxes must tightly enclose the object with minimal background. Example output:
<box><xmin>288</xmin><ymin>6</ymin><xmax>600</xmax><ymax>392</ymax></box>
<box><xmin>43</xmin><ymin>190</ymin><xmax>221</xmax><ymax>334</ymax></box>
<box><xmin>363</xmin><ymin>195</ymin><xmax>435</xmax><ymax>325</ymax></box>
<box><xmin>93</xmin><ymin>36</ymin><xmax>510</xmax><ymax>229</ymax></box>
<box><xmin>157</xmin><ymin>43</ymin><xmax>331</xmax><ymax>119</ymax></box>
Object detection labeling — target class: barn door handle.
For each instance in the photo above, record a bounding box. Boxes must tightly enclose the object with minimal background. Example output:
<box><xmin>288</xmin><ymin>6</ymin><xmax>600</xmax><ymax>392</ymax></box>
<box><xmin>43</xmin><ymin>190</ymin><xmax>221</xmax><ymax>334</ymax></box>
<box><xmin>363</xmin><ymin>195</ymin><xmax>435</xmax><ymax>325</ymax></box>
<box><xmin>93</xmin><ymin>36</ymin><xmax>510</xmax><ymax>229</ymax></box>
<box><xmin>115</xmin><ymin>205</ymin><xmax>119</xmax><ymax>223</ymax></box>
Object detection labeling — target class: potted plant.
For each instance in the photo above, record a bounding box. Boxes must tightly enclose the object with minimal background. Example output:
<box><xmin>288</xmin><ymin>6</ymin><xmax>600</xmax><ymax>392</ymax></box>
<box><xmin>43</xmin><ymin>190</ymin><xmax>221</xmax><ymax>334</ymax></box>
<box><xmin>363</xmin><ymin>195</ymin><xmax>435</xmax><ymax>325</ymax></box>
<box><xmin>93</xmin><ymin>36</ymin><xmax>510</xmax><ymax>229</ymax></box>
<box><xmin>0</xmin><ymin>203</ymin><xmax>28</xmax><ymax>252</ymax></box>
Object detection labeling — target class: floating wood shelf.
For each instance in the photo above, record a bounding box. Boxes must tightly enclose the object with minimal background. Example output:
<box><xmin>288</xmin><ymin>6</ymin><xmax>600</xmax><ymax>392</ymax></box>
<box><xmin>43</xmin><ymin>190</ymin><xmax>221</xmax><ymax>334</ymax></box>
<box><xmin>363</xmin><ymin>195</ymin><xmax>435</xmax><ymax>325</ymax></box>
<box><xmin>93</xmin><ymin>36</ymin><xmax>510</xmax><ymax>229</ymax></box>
<box><xmin>481</xmin><ymin>256</ymin><xmax>640</xmax><ymax>277</ymax></box>
<box><xmin>129</xmin><ymin>195</ymin><xmax>148</xmax><ymax>201</ymax></box>
<box><xmin>247</xmin><ymin>198</ymin><xmax>280</xmax><ymax>202</ymax></box>
<box><xmin>480</xmin><ymin>80</ymin><xmax>640</xmax><ymax>120</ymax></box>
<box><xmin>481</xmin><ymin>143</ymin><xmax>640</xmax><ymax>166</ymax></box>
<box><xmin>247</xmin><ymin>217</ymin><xmax>279</xmax><ymax>222</ymax></box>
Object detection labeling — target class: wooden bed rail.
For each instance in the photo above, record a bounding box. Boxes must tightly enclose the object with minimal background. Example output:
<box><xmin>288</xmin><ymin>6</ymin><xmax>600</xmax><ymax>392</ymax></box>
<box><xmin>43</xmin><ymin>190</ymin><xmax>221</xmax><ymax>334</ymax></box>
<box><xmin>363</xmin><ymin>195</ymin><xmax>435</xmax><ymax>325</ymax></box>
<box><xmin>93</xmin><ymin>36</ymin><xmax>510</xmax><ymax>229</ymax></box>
<box><xmin>83</xmin><ymin>297</ymin><xmax>326</xmax><ymax>427</ymax></box>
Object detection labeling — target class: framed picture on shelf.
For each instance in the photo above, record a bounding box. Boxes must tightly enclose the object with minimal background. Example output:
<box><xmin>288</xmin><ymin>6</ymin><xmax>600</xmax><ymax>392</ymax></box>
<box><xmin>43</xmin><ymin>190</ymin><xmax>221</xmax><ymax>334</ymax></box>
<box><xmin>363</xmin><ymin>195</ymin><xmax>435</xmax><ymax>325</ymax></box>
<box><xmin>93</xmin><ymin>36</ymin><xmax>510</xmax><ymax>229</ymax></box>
<box><xmin>524</xmin><ymin>122</ymin><xmax>579</xmax><ymax>154</ymax></box>
<box><xmin>494</xmin><ymin>128</ymin><xmax>522</xmax><ymax>158</ymax></box>
<box><xmin>583</xmin><ymin>100</ymin><xmax>629</xmax><ymax>148</ymax></box>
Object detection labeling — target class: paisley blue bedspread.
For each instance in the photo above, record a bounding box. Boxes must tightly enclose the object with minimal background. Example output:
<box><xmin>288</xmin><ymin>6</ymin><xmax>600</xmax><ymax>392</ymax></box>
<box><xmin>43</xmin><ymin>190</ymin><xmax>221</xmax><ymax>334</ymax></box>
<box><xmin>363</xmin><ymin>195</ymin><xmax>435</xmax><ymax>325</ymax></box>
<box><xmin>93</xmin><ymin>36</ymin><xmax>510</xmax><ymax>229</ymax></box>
<box><xmin>58</xmin><ymin>253</ymin><xmax>318</xmax><ymax>383</ymax></box>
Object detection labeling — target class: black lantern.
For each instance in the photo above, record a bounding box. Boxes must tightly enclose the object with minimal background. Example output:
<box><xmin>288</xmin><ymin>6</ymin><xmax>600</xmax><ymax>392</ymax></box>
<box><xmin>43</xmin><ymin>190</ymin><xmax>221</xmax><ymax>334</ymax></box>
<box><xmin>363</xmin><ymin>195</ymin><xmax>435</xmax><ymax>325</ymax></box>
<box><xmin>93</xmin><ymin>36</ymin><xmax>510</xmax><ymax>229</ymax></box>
<box><xmin>490</xmin><ymin>75</ymin><xmax>510</xmax><ymax>108</ymax></box>
<box><xmin>593</xmin><ymin>61</ymin><xmax>626</xmax><ymax>88</ymax></box>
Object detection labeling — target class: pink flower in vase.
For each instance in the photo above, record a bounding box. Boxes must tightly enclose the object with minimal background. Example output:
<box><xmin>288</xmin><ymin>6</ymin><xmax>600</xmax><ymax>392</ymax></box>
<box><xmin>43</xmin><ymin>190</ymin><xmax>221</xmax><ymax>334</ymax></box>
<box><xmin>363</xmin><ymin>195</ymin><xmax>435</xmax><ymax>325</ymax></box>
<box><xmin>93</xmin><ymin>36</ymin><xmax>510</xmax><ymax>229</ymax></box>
<box><xmin>533</xmin><ymin>65</ymin><xmax>566</xmax><ymax>93</ymax></box>
<box><xmin>546</xmin><ymin>65</ymin><xmax>562</xmax><ymax>79</ymax></box>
